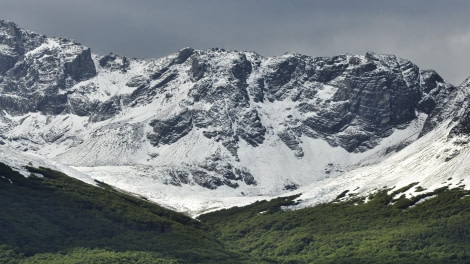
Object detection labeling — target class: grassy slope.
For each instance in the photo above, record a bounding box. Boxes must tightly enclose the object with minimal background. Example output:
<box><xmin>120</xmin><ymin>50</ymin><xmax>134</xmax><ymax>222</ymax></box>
<box><xmin>2</xmin><ymin>160</ymin><xmax>470</xmax><ymax>263</ymax></box>
<box><xmin>199</xmin><ymin>186</ymin><xmax>470</xmax><ymax>263</ymax></box>
<box><xmin>0</xmin><ymin>162</ymin><xmax>254</xmax><ymax>264</ymax></box>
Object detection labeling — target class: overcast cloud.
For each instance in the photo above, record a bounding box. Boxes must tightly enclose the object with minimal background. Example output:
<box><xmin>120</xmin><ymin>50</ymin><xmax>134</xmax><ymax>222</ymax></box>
<box><xmin>1</xmin><ymin>0</ymin><xmax>470</xmax><ymax>85</ymax></box>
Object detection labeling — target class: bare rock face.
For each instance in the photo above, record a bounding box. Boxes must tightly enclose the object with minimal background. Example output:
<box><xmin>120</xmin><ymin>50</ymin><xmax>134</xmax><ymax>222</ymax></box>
<box><xmin>147</xmin><ymin>110</ymin><xmax>193</xmax><ymax>146</ymax></box>
<box><xmin>0</xmin><ymin>20</ymin><xmax>96</xmax><ymax>115</ymax></box>
<box><xmin>242</xmin><ymin>52</ymin><xmax>452</xmax><ymax>152</ymax></box>
<box><xmin>0</xmin><ymin>20</ymin><xmax>45</xmax><ymax>74</ymax></box>
<box><xmin>99</xmin><ymin>53</ymin><xmax>130</xmax><ymax>73</ymax></box>
<box><xmin>448</xmin><ymin>78</ymin><xmax>470</xmax><ymax>138</ymax></box>
<box><xmin>65</xmin><ymin>48</ymin><xmax>96</xmax><ymax>81</ymax></box>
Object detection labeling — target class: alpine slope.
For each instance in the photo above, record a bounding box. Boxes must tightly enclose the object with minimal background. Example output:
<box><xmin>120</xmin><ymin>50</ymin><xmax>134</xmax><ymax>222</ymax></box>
<box><xmin>1</xmin><ymin>19</ymin><xmax>469</xmax><ymax>216</ymax></box>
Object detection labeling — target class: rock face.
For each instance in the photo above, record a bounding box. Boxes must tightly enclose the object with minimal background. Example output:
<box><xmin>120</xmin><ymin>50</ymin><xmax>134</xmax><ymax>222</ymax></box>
<box><xmin>0</xmin><ymin>20</ymin><xmax>96</xmax><ymax>115</ymax></box>
<box><xmin>0</xmin><ymin>20</ymin><xmax>461</xmax><ymax>192</ymax></box>
<box><xmin>148</xmin><ymin>110</ymin><xmax>193</xmax><ymax>146</ymax></box>
<box><xmin>447</xmin><ymin>78</ymin><xmax>470</xmax><ymax>138</ymax></box>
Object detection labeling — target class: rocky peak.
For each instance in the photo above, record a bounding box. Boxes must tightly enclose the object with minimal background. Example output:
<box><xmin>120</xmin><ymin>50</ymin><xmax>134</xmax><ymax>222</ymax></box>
<box><xmin>99</xmin><ymin>53</ymin><xmax>131</xmax><ymax>73</ymax></box>
<box><xmin>0</xmin><ymin>20</ymin><xmax>96</xmax><ymax>115</ymax></box>
<box><xmin>0</xmin><ymin>20</ymin><xmax>44</xmax><ymax>74</ymax></box>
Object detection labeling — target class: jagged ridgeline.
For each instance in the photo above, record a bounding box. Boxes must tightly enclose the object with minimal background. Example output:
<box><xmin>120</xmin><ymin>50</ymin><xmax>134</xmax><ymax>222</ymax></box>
<box><xmin>0</xmin><ymin>19</ymin><xmax>455</xmax><ymax>194</ymax></box>
<box><xmin>3</xmin><ymin>19</ymin><xmax>470</xmax><ymax>220</ymax></box>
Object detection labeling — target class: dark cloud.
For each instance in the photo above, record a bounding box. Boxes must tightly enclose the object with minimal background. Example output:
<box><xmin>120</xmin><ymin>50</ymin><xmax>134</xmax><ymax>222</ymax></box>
<box><xmin>1</xmin><ymin>0</ymin><xmax>469</xmax><ymax>84</ymax></box>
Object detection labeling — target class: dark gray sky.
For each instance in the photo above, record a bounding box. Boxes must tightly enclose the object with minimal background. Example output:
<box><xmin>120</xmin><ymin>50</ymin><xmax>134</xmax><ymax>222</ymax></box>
<box><xmin>1</xmin><ymin>0</ymin><xmax>470</xmax><ymax>85</ymax></box>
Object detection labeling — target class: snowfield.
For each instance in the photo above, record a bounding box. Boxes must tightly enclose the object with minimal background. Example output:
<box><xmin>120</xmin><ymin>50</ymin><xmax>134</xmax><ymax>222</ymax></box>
<box><xmin>68</xmin><ymin>111</ymin><xmax>439</xmax><ymax>217</ymax></box>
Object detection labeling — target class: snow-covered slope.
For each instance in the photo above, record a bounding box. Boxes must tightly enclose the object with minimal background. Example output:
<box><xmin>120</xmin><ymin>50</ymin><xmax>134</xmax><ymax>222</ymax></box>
<box><xmin>290</xmin><ymin>78</ymin><xmax>470</xmax><ymax>208</ymax></box>
<box><xmin>0</xmin><ymin>145</ymin><xmax>95</xmax><ymax>186</ymax></box>
<box><xmin>1</xmin><ymin>19</ymin><xmax>469</xmax><ymax>216</ymax></box>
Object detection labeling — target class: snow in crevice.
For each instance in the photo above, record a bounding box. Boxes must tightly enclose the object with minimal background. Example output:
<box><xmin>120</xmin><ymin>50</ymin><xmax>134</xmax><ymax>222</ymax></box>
<box><xmin>69</xmin><ymin>54</ymin><xmax>150</xmax><ymax>102</ymax></box>
<box><xmin>0</xmin><ymin>44</ymin><xmax>16</xmax><ymax>56</ymax></box>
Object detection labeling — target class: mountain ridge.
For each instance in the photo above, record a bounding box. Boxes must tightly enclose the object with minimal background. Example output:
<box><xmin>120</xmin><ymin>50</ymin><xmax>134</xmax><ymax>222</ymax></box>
<box><xmin>1</xmin><ymin>19</ymin><xmax>469</xmax><ymax>215</ymax></box>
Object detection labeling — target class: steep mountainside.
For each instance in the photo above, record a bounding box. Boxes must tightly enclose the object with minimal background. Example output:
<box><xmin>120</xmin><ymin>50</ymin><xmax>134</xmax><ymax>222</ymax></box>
<box><xmin>0</xmin><ymin>19</ymin><xmax>468</xmax><ymax>215</ymax></box>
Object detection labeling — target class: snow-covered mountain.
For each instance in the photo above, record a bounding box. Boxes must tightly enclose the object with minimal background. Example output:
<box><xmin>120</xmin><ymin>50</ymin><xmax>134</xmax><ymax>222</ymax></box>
<box><xmin>1</xmin><ymin>19</ymin><xmax>468</xmax><ymax>216</ymax></box>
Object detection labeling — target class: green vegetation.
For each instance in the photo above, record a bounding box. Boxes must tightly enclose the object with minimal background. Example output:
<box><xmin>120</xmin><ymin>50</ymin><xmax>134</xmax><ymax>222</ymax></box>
<box><xmin>199</xmin><ymin>187</ymin><xmax>470</xmax><ymax>263</ymax></box>
<box><xmin>2</xmin><ymin>161</ymin><xmax>470</xmax><ymax>263</ymax></box>
<box><xmin>0</xmin><ymin>162</ymin><xmax>252</xmax><ymax>263</ymax></box>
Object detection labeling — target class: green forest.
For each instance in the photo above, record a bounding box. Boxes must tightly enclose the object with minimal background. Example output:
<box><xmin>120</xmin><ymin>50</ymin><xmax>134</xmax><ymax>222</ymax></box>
<box><xmin>1</xmin><ymin>162</ymin><xmax>469</xmax><ymax>263</ymax></box>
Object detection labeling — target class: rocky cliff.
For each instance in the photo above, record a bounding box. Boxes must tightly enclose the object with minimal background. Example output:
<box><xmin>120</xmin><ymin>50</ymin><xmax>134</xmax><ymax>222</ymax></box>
<box><xmin>0</xmin><ymin>20</ymin><xmax>465</xmax><ymax>213</ymax></box>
